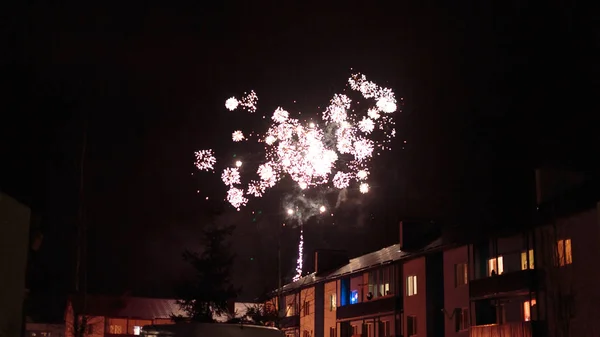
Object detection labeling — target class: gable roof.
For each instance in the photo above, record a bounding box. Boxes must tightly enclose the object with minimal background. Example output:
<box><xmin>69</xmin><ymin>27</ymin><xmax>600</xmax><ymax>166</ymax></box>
<box><xmin>275</xmin><ymin>238</ymin><xmax>444</xmax><ymax>294</ymax></box>
<box><xmin>69</xmin><ymin>295</ymin><xmax>186</xmax><ymax>319</ymax></box>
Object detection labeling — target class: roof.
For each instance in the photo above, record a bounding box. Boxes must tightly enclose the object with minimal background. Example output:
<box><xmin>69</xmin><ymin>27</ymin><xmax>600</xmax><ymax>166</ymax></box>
<box><xmin>69</xmin><ymin>295</ymin><xmax>186</xmax><ymax>319</ymax></box>
<box><xmin>275</xmin><ymin>238</ymin><xmax>445</xmax><ymax>294</ymax></box>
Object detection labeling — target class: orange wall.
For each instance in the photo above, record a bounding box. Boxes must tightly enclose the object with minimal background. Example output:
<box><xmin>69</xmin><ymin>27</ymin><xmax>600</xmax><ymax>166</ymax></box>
<box><xmin>300</xmin><ymin>286</ymin><xmax>315</xmax><ymax>337</ymax></box>
<box><xmin>323</xmin><ymin>281</ymin><xmax>337</xmax><ymax>337</ymax></box>
<box><xmin>443</xmin><ymin>246</ymin><xmax>469</xmax><ymax>337</ymax></box>
<box><xmin>403</xmin><ymin>257</ymin><xmax>427</xmax><ymax>337</ymax></box>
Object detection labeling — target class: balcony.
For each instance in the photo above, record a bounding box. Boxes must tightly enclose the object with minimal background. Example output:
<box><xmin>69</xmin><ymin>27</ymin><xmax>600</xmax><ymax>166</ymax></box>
<box><xmin>469</xmin><ymin>269</ymin><xmax>540</xmax><ymax>299</ymax></box>
<box><xmin>336</xmin><ymin>296</ymin><xmax>400</xmax><ymax>320</ymax></box>
<box><xmin>278</xmin><ymin>315</ymin><xmax>300</xmax><ymax>328</ymax></box>
<box><xmin>470</xmin><ymin>321</ymin><xmax>532</xmax><ymax>337</ymax></box>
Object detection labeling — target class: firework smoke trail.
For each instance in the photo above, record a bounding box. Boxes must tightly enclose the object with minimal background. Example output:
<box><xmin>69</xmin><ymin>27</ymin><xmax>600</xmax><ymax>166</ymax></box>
<box><xmin>193</xmin><ymin>73</ymin><xmax>400</xmax><ymax>279</ymax></box>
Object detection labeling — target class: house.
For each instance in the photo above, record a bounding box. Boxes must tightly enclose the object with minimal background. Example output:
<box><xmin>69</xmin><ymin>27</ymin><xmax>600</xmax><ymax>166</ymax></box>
<box><xmin>25</xmin><ymin>322</ymin><xmax>65</xmax><ymax>337</ymax></box>
<box><xmin>0</xmin><ymin>192</ymin><xmax>31</xmax><ymax>337</ymax></box>
<box><xmin>64</xmin><ymin>295</ymin><xmax>185</xmax><ymax>337</ymax></box>
<box><xmin>271</xmin><ymin>221</ymin><xmax>445</xmax><ymax>337</ymax></box>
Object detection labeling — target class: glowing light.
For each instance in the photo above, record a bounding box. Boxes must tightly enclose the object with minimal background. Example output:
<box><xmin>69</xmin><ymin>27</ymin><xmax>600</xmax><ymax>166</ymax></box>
<box><xmin>232</xmin><ymin>130</ymin><xmax>245</xmax><ymax>142</ymax></box>
<box><xmin>319</xmin><ymin>205</ymin><xmax>326</xmax><ymax>213</ymax></box>
<box><xmin>235</xmin><ymin>160</ymin><xmax>243</xmax><ymax>167</ymax></box>
<box><xmin>287</xmin><ymin>208</ymin><xmax>294</xmax><ymax>215</ymax></box>
<box><xmin>359</xmin><ymin>183</ymin><xmax>369</xmax><ymax>194</ymax></box>
<box><xmin>225</xmin><ymin>97</ymin><xmax>239</xmax><ymax>111</ymax></box>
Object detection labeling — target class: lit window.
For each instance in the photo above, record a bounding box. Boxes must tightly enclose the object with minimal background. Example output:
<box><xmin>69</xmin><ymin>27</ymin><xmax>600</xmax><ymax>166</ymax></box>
<box><xmin>109</xmin><ymin>325</ymin><xmax>122</xmax><ymax>334</ymax></box>
<box><xmin>133</xmin><ymin>327</ymin><xmax>141</xmax><ymax>336</ymax></box>
<box><xmin>330</xmin><ymin>294</ymin><xmax>336</xmax><ymax>311</ymax></box>
<box><xmin>488</xmin><ymin>256</ymin><xmax>504</xmax><ymax>276</ymax></box>
<box><xmin>523</xmin><ymin>299</ymin><xmax>537</xmax><ymax>321</ymax></box>
<box><xmin>407</xmin><ymin>275</ymin><xmax>417</xmax><ymax>296</ymax></box>
<box><xmin>521</xmin><ymin>250</ymin><xmax>535</xmax><ymax>269</ymax></box>
<box><xmin>350</xmin><ymin>290</ymin><xmax>359</xmax><ymax>304</ymax></box>
<box><xmin>454</xmin><ymin>263</ymin><xmax>468</xmax><ymax>286</ymax></box>
<box><xmin>557</xmin><ymin>239</ymin><xmax>573</xmax><ymax>266</ymax></box>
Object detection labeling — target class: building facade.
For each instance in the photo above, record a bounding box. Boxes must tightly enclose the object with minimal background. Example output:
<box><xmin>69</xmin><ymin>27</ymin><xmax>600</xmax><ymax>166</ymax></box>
<box><xmin>64</xmin><ymin>296</ymin><xmax>185</xmax><ymax>337</ymax></box>
<box><xmin>273</xmin><ymin>176</ymin><xmax>600</xmax><ymax>337</ymax></box>
<box><xmin>272</xmin><ymin>233</ymin><xmax>445</xmax><ymax>337</ymax></box>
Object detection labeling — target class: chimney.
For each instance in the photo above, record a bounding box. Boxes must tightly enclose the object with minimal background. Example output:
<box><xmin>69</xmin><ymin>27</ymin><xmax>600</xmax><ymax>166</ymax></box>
<box><xmin>314</xmin><ymin>250</ymin><xmax>349</xmax><ymax>275</ymax></box>
<box><xmin>399</xmin><ymin>220</ymin><xmax>440</xmax><ymax>252</ymax></box>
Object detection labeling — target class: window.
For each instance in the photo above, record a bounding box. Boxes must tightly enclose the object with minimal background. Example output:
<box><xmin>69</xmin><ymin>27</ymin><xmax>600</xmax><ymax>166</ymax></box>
<box><xmin>407</xmin><ymin>275</ymin><xmax>417</xmax><ymax>296</ymax></box>
<box><xmin>379</xmin><ymin>321</ymin><xmax>390</xmax><ymax>337</ymax></box>
<box><xmin>523</xmin><ymin>299</ymin><xmax>537</xmax><ymax>321</ymax></box>
<box><xmin>365</xmin><ymin>323</ymin><xmax>373</xmax><ymax>337</ymax></box>
<box><xmin>329</xmin><ymin>327</ymin><xmax>336</xmax><ymax>337</ymax></box>
<box><xmin>109</xmin><ymin>325</ymin><xmax>123</xmax><ymax>334</ymax></box>
<box><xmin>455</xmin><ymin>308</ymin><xmax>469</xmax><ymax>331</ymax></box>
<box><xmin>488</xmin><ymin>256</ymin><xmax>504</xmax><ymax>276</ymax></box>
<box><xmin>133</xmin><ymin>327</ymin><xmax>142</xmax><ymax>336</ymax></box>
<box><xmin>286</xmin><ymin>304</ymin><xmax>295</xmax><ymax>316</ymax></box>
<box><xmin>352</xmin><ymin>325</ymin><xmax>358</xmax><ymax>336</ymax></box>
<box><xmin>406</xmin><ymin>316</ymin><xmax>417</xmax><ymax>337</ymax></box>
<box><xmin>350</xmin><ymin>290</ymin><xmax>359</xmax><ymax>304</ymax></box>
<box><xmin>557</xmin><ymin>239</ymin><xmax>573</xmax><ymax>266</ymax></box>
<box><xmin>108</xmin><ymin>318</ymin><xmax>127</xmax><ymax>334</ymax></box>
<box><xmin>303</xmin><ymin>301</ymin><xmax>310</xmax><ymax>316</ymax></box>
<box><xmin>521</xmin><ymin>250</ymin><xmax>535</xmax><ymax>270</ymax></box>
<box><xmin>303</xmin><ymin>331</ymin><xmax>310</xmax><ymax>337</ymax></box>
<box><xmin>367</xmin><ymin>266</ymin><xmax>395</xmax><ymax>299</ymax></box>
<box><xmin>330</xmin><ymin>294</ymin><xmax>337</xmax><ymax>311</ymax></box>
<box><xmin>454</xmin><ymin>263</ymin><xmax>468</xmax><ymax>286</ymax></box>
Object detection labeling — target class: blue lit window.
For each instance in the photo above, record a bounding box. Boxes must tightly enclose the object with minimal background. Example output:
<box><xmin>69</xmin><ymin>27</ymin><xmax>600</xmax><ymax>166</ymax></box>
<box><xmin>350</xmin><ymin>290</ymin><xmax>359</xmax><ymax>304</ymax></box>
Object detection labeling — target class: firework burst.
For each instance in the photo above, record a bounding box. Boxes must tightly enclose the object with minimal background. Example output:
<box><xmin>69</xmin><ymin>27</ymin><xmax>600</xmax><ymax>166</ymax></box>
<box><xmin>194</xmin><ymin>72</ymin><xmax>400</xmax><ymax>279</ymax></box>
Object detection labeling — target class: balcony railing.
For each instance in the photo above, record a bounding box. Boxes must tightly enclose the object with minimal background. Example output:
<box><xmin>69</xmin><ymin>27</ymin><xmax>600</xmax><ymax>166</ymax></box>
<box><xmin>469</xmin><ymin>269</ymin><xmax>540</xmax><ymax>299</ymax></box>
<box><xmin>470</xmin><ymin>321</ymin><xmax>531</xmax><ymax>337</ymax></box>
<box><xmin>278</xmin><ymin>315</ymin><xmax>300</xmax><ymax>328</ymax></box>
<box><xmin>336</xmin><ymin>296</ymin><xmax>400</xmax><ymax>320</ymax></box>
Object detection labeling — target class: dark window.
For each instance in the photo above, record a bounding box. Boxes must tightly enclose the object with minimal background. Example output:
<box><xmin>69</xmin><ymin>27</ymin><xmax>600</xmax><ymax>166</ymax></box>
<box><xmin>407</xmin><ymin>316</ymin><xmax>416</xmax><ymax>337</ymax></box>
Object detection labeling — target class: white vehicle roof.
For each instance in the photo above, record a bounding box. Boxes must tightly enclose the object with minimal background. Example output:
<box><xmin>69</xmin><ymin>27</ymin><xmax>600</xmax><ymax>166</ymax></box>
<box><xmin>141</xmin><ymin>323</ymin><xmax>284</xmax><ymax>337</ymax></box>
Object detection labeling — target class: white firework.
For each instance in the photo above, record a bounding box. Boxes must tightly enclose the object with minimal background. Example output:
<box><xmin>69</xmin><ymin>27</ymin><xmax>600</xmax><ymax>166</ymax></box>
<box><xmin>232</xmin><ymin>130</ymin><xmax>245</xmax><ymax>142</ymax></box>
<box><xmin>194</xmin><ymin>150</ymin><xmax>216</xmax><ymax>171</ymax></box>
<box><xmin>221</xmin><ymin>167</ymin><xmax>241</xmax><ymax>187</ymax></box>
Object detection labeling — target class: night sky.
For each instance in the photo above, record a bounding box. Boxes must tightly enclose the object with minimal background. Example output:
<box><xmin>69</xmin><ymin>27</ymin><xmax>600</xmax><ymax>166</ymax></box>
<box><xmin>2</xmin><ymin>1</ymin><xmax>599</xmax><ymax>319</ymax></box>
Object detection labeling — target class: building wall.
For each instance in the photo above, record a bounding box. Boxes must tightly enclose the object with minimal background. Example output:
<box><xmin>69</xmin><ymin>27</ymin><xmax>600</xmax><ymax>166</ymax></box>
<box><xmin>536</xmin><ymin>205</ymin><xmax>600</xmax><ymax>337</ymax></box>
<box><xmin>323</xmin><ymin>281</ymin><xmax>337</xmax><ymax>337</ymax></box>
<box><xmin>0</xmin><ymin>193</ymin><xmax>30</xmax><ymax>337</ymax></box>
<box><xmin>300</xmin><ymin>287</ymin><xmax>316</xmax><ymax>337</ymax></box>
<box><xmin>403</xmin><ymin>257</ymin><xmax>426</xmax><ymax>337</ymax></box>
<box><xmin>443</xmin><ymin>246</ymin><xmax>469</xmax><ymax>337</ymax></box>
<box><xmin>64</xmin><ymin>303</ymin><xmax>105</xmax><ymax>337</ymax></box>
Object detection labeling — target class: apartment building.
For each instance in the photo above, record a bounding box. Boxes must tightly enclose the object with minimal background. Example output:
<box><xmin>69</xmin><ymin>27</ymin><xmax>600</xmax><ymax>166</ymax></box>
<box><xmin>441</xmin><ymin>170</ymin><xmax>600</xmax><ymax>337</ymax></box>
<box><xmin>271</xmin><ymin>221</ymin><xmax>445</xmax><ymax>337</ymax></box>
